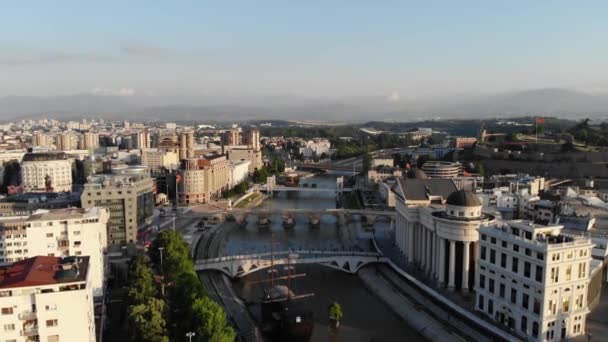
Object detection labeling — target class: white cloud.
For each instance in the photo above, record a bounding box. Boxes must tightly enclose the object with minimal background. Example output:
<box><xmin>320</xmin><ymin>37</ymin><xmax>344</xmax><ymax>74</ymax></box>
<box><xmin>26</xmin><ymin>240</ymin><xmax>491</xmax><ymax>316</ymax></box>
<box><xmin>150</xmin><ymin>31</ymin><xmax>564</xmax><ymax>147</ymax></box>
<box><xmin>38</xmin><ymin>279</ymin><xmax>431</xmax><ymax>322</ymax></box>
<box><xmin>91</xmin><ymin>87</ymin><xmax>136</xmax><ymax>96</ymax></box>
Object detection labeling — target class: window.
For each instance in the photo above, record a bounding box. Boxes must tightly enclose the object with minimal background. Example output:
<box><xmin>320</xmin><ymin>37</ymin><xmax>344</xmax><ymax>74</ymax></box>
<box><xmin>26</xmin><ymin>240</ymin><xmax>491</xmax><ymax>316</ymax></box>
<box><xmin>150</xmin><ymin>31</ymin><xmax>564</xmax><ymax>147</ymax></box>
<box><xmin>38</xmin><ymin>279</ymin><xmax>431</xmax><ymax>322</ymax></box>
<box><xmin>481</xmin><ymin>234</ymin><xmax>487</xmax><ymax>241</ymax></box>
<box><xmin>525</xmin><ymin>248</ymin><xmax>531</xmax><ymax>256</ymax></box>
<box><xmin>1</xmin><ymin>307</ymin><xmax>13</xmax><ymax>315</ymax></box>
<box><xmin>512</xmin><ymin>257</ymin><xmax>519</xmax><ymax>273</ymax></box>
<box><xmin>488</xmin><ymin>299</ymin><xmax>494</xmax><ymax>315</ymax></box>
<box><xmin>489</xmin><ymin>278</ymin><xmax>495</xmax><ymax>294</ymax></box>
<box><xmin>562</xmin><ymin>297</ymin><xmax>570</xmax><ymax>312</ymax></box>
<box><xmin>533</xmin><ymin>298</ymin><xmax>541</xmax><ymax>315</ymax></box>
<box><xmin>565</xmin><ymin>265</ymin><xmax>572</xmax><ymax>281</ymax></box>
<box><xmin>521</xmin><ymin>315</ymin><xmax>528</xmax><ymax>333</ymax></box>
<box><xmin>481</xmin><ymin>246</ymin><xmax>486</xmax><ymax>260</ymax></box>
<box><xmin>46</xmin><ymin>233</ymin><xmax>53</xmax><ymax>238</ymax></box>
<box><xmin>511</xmin><ymin>288</ymin><xmax>517</xmax><ymax>304</ymax></box>
<box><xmin>532</xmin><ymin>322</ymin><xmax>539</xmax><ymax>338</ymax></box>
<box><xmin>46</xmin><ymin>319</ymin><xmax>58</xmax><ymax>327</ymax></box>
<box><xmin>535</xmin><ymin>266</ymin><xmax>543</xmax><ymax>282</ymax></box>
<box><xmin>499</xmin><ymin>283</ymin><xmax>505</xmax><ymax>298</ymax></box>
<box><xmin>479</xmin><ymin>274</ymin><xmax>485</xmax><ymax>289</ymax></box>
<box><xmin>548</xmin><ymin>299</ymin><xmax>557</xmax><ymax>315</ymax></box>
<box><xmin>478</xmin><ymin>294</ymin><xmax>484</xmax><ymax>311</ymax></box>
<box><xmin>524</xmin><ymin>262</ymin><xmax>531</xmax><ymax>278</ymax></box>
<box><xmin>522</xmin><ymin>293</ymin><xmax>530</xmax><ymax>310</ymax></box>
<box><xmin>502</xmin><ymin>241</ymin><xmax>507</xmax><ymax>248</ymax></box>
<box><xmin>48</xmin><ymin>335</ymin><xmax>60</xmax><ymax>342</ymax></box>
<box><xmin>537</xmin><ymin>252</ymin><xmax>544</xmax><ymax>261</ymax></box>
<box><xmin>578</xmin><ymin>263</ymin><xmax>586</xmax><ymax>278</ymax></box>
<box><xmin>500</xmin><ymin>253</ymin><xmax>507</xmax><ymax>268</ymax></box>
<box><xmin>3</xmin><ymin>323</ymin><xmax>15</xmax><ymax>331</ymax></box>
<box><xmin>491</xmin><ymin>237</ymin><xmax>496</xmax><ymax>244</ymax></box>
<box><xmin>551</xmin><ymin>267</ymin><xmax>559</xmax><ymax>283</ymax></box>
<box><xmin>490</xmin><ymin>249</ymin><xmax>496</xmax><ymax>263</ymax></box>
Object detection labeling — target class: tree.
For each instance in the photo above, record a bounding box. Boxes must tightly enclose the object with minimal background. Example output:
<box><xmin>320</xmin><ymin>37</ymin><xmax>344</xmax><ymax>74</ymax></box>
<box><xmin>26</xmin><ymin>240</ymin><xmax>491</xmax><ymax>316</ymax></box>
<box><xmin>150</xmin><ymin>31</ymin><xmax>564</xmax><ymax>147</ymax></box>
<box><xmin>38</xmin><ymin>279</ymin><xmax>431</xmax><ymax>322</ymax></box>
<box><xmin>127</xmin><ymin>256</ymin><xmax>158</xmax><ymax>305</ymax></box>
<box><xmin>474</xmin><ymin>164</ymin><xmax>486</xmax><ymax>177</ymax></box>
<box><xmin>253</xmin><ymin>167</ymin><xmax>269</xmax><ymax>183</ymax></box>
<box><xmin>0</xmin><ymin>160</ymin><xmax>20</xmax><ymax>194</ymax></box>
<box><xmin>127</xmin><ymin>298</ymin><xmax>170</xmax><ymax>342</ymax></box>
<box><xmin>149</xmin><ymin>230</ymin><xmax>195</xmax><ymax>283</ymax></box>
<box><xmin>191</xmin><ymin>296</ymin><xmax>236</xmax><ymax>342</ymax></box>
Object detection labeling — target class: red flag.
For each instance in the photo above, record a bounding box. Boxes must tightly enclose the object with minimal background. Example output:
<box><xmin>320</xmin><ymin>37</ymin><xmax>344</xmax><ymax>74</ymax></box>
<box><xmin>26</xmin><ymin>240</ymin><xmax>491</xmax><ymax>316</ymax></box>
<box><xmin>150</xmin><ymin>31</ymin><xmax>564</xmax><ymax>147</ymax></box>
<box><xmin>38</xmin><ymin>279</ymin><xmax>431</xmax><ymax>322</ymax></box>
<box><xmin>536</xmin><ymin>117</ymin><xmax>544</xmax><ymax>124</ymax></box>
<box><xmin>176</xmin><ymin>174</ymin><xmax>182</xmax><ymax>184</ymax></box>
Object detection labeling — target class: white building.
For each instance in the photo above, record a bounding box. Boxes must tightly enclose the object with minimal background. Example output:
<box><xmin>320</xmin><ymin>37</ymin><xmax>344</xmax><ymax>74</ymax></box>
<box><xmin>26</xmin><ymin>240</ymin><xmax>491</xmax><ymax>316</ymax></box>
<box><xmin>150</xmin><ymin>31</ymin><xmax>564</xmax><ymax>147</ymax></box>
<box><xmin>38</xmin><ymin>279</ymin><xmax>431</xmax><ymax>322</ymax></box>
<box><xmin>299</xmin><ymin>139</ymin><xmax>331</xmax><ymax>158</ymax></box>
<box><xmin>229</xmin><ymin>160</ymin><xmax>251</xmax><ymax>187</ymax></box>
<box><xmin>0</xmin><ymin>256</ymin><xmax>96</xmax><ymax>342</ymax></box>
<box><xmin>475</xmin><ymin>221</ymin><xmax>594</xmax><ymax>341</ymax></box>
<box><xmin>394</xmin><ymin>179</ymin><xmax>495</xmax><ymax>291</ymax></box>
<box><xmin>0</xmin><ymin>207</ymin><xmax>109</xmax><ymax>297</ymax></box>
<box><xmin>20</xmin><ymin>152</ymin><xmax>73</xmax><ymax>192</ymax></box>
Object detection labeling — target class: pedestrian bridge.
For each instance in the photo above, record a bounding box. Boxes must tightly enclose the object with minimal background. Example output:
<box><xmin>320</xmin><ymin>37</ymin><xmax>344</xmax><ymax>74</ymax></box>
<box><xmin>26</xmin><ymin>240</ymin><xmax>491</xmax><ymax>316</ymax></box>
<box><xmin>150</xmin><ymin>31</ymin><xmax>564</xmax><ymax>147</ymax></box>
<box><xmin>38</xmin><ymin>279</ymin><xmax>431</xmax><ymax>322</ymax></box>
<box><xmin>195</xmin><ymin>250</ymin><xmax>388</xmax><ymax>278</ymax></box>
<box><xmin>253</xmin><ymin>185</ymin><xmax>353</xmax><ymax>193</ymax></box>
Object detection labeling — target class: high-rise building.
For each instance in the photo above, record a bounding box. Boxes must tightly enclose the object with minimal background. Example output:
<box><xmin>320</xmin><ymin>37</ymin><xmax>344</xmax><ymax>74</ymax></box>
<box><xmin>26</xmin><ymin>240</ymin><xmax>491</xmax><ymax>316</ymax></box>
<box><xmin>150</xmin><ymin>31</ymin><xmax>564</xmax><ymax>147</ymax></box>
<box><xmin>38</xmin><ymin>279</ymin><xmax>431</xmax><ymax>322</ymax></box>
<box><xmin>178</xmin><ymin>131</ymin><xmax>194</xmax><ymax>160</ymax></box>
<box><xmin>221</xmin><ymin>127</ymin><xmax>241</xmax><ymax>146</ymax></box>
<box><xmin>225</xmin><ymin>146</ymin><xmax>263</xmax><ymax>173</ymax></box>
<box><xmin>0</xmin><ymin>207</ymin><xmax>109</xmax><ymax>296</ymax></box>
<box><xmin>55</xmin><ymin>132</ymin><xmax>78</xmax><ymax>151</ymax></box>
<box><xmin>79</xmin><ymin>132</ymin><xmax>99</xmax><ymax>150</ymax></box>
<box><xmin>475</xmin><ymin>221</ymin><xmax>594</xmax><ymax>341</ymax></box>
<box><xmin>242</xmin><ymin>127</ymin><xmax>260</xmax><ymax>150</ymax></box>
<box><xmin>133</xmin><ymin>131</ymin><xmax>151</xmax><ymax>149</ymax></box>
<box><xmin>20</xmin><ymin>152</ymin><xmax>73</xmax><ymax>192</ymax></box>
<box><xmin>0</xmin><ymin>256</ymin><xmax>97</xmax><ymax>342</ymax></box>
<box><xmin>81</xmin><ymin>167</ymin><xmax>154</xmax><ymax>245</ymax></box>
<box><xmin>32</xmin><ymin>132</ymin><xmax>51</xmax><ymax>147</ymax></box>
<box><xmin>141</xmin><ymin>149</ymin><xmax>179</xmax><ymax>172</ymax></box>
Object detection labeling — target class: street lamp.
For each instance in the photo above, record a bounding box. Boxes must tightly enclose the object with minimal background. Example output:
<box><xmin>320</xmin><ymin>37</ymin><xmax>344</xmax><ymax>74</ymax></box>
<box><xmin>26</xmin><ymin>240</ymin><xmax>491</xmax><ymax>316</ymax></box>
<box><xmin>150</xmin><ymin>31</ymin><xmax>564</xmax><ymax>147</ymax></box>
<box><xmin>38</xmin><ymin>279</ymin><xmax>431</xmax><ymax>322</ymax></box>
<box><xmin>186</xmin><ymin>331</ymin><xmax>195</xmax><ymax>342</ymax></box>
<box><xmin>172</xmin><ymin>213</ymin><xmax>176</xmax><ymax>231</ymax></box>
<box><xmin>158</xmin><ymin>247</ymin><xmax>165</xmax><ymax>296</ymax></box>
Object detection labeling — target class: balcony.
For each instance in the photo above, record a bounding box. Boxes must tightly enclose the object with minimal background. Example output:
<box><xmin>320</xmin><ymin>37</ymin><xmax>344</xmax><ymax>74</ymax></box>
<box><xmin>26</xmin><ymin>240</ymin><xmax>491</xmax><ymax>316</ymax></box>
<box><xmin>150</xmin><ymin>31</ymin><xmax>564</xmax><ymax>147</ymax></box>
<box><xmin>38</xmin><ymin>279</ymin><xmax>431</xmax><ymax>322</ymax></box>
<box><xmin>19</xmin><ymin>311</ymin><xmax>37</xmax><ymax>320</ymax></box>
<box><xmin>21</xmin><ymin>326</ymin><xmax>39</xmax><ymax>336</ymax></box>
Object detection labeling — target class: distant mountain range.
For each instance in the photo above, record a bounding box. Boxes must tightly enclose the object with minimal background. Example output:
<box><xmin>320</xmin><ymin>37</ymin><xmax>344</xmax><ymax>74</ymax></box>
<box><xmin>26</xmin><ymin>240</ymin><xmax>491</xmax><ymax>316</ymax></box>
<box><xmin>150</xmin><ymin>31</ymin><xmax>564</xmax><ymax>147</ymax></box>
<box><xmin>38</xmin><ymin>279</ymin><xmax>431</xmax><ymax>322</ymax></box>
<box><xmin>0</xmin><ymin>88</ymin><xmax>607</xmax><ymax>122</ymax></box>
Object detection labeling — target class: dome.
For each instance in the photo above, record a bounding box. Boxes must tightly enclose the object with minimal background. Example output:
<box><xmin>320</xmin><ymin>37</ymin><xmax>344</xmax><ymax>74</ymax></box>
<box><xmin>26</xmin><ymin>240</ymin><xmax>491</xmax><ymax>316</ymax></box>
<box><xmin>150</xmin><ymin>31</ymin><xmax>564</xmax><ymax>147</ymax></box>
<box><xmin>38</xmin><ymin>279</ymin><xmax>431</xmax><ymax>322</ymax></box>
<box><xmin>446</xmin><ymin>190</ymin><xmax>481</xmax><ymax>207</ymax></box>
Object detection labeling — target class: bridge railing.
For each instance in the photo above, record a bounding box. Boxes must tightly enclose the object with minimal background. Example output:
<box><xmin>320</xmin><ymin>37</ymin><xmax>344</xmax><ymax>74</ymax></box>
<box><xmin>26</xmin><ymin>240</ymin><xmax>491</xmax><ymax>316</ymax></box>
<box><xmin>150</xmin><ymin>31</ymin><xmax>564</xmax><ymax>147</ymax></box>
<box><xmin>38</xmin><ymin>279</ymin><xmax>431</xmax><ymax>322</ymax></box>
<box><xmin>195</xmin><ymin>250</ymin><xmax>382</xmax><ymax>264</ymax></box>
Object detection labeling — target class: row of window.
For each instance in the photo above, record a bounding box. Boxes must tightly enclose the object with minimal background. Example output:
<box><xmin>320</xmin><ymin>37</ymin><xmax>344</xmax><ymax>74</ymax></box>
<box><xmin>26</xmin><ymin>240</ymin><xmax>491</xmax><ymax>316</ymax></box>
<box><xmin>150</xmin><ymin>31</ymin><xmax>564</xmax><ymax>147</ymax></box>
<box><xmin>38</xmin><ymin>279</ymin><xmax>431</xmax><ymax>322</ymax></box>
<box><xmin>481</xmin><ymin>246</ymin><xmax>544</xmax><ymax>282</ymax></box>
<box><xmin>478</xmin><ymin>294</ymin><xmax>539</xmax><ymax>338</ymax></box>
<box><xmin>478</xmin><ymin>273</ymin><xmax>541</xmax><ymax>315</ymax></box>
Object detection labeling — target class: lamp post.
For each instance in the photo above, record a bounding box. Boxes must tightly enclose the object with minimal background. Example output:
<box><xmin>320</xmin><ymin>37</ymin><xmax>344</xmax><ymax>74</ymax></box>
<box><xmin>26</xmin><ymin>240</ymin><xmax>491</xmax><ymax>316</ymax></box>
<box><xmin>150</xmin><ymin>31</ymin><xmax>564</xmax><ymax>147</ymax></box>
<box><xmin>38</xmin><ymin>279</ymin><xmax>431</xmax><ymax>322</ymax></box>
<box><xmin>172</xmin><ymin>213</ymin><xmax>176</xmax><ymax>232</ymax></box>
<box><xmin>186</xmin><ymin>331</ymin><xmax>195</xmax><ymax>342</ymax></box>
<box><xmin>158</xmin><ymin>247</ymin><xmax>165</xmax><ymax>296</ymax></box>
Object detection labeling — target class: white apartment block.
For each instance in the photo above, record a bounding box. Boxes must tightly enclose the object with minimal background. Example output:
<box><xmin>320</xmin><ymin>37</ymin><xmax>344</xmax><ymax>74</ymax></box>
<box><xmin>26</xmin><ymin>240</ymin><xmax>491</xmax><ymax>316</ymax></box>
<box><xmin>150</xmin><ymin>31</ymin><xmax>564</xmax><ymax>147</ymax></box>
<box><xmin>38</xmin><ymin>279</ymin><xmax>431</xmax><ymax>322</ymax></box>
<box><xmin>20</xmin><ymin>153</ymin><xmax>73</xmax><ymax>193</ymax></box>
<box><xmin>475</xmin><ymin>220</ymin><xmax>594</xmax><ymax>341</ymax></box>
<box><xmin>229</xmin><ymin>160</ymin><xmax>250</xmax><ymax>188</ymax></box>
<box><xmin>0</xmin><ymin>208</ymin><xmax>109</xmax><ymax>297</ymax></box>
<box><xmin>0</xmin><ymin>256</ymin><xmax>96</xmax><ymax>342</ymax></box>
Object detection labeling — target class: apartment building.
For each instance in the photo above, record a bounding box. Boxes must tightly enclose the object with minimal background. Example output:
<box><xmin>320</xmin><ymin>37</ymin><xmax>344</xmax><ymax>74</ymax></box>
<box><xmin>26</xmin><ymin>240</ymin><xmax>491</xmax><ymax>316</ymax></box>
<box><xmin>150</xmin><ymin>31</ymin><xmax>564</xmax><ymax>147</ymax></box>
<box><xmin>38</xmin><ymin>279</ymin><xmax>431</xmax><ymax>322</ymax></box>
<box><xmin>20</xmin><ymin>152</ymin><xmax>73</xmax><ymax>193</ymax></box>
<box><xmin>81</xmin><ymin>167</ymin><xmax>154</xmax><ymax>245</ymax></box>
<box><xmin>475</xmin><ymin>220</ymin><xmax>594</xmax><ymax>341</ymax></box>
<box><xmin>0</xmin><ymin>256</ymin><xmax>96</xmax><ymax>342</ymax></box>
<box><xmin>141</xmin><ymin>149</ymin><xmax>179</xmax><ymax>172</ymax></box>
<box><xmin>78</xmin><ymin>132</ymin><xmax>99</xmax><ymax>150</ymax></box>
<box><xmin>226</xmin><ymin>147</ymin><xmax>262</xmax><ymax>173</ymax></box>
<box><xmin>0</xmin><ymin>208</ymin><xmax>108</xmax><ymax>297</ymax></box>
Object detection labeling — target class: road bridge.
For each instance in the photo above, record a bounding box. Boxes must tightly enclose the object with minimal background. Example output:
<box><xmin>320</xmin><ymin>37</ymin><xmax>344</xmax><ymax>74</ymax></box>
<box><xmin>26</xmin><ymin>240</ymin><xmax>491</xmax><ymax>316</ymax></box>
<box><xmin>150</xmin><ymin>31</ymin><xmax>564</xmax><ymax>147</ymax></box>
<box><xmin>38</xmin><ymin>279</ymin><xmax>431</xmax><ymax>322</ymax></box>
<box><xmin>195</xmin><ymin>250</ymin><xmax>387</xmax><ymax>277</ymax></box>
<box><xmin>253</xmin><ymin>185</ymin><xmax>353</xmax><ymax>193</ymax></box>
<box><xmin>225</xmin><ymin>208</ymin><xmax>396</xmax><ymax>226</ymax></box>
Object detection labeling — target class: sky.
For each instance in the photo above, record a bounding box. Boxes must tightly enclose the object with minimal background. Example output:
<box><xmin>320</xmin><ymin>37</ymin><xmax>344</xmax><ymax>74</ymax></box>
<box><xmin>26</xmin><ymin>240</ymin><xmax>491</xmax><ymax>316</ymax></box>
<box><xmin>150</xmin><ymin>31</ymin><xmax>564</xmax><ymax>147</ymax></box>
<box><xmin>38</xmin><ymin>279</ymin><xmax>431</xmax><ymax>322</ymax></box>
<box><xmin>2</xmin><ymin>1</ymin><xmax>608</xmax><ymax>100</ymax></box>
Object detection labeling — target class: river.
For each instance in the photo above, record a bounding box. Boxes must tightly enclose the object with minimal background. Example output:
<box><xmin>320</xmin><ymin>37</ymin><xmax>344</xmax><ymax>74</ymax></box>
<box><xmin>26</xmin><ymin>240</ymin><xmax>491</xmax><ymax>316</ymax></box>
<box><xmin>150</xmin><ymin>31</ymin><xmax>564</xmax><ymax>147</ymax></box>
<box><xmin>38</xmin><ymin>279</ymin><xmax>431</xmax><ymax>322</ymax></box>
<box><xmin>223</xmin><ymin>172</ymin><xmax>425</xmax><ymax>342</ymax></box>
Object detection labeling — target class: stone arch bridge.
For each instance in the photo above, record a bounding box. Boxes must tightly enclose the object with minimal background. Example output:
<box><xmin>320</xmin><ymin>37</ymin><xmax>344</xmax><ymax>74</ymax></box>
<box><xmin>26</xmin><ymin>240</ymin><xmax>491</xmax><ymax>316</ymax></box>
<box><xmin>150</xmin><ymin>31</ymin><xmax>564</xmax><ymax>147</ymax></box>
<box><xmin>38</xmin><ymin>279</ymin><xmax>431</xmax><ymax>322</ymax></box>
<box><xmin>224</xmin><ymin>208</ymin><xmax>395</xmax><ymax>226</ymax></box>
<box><xmin>195</xmin><ymin>250</ymin><xmax>388</xmax><ymax>278</ymax></box>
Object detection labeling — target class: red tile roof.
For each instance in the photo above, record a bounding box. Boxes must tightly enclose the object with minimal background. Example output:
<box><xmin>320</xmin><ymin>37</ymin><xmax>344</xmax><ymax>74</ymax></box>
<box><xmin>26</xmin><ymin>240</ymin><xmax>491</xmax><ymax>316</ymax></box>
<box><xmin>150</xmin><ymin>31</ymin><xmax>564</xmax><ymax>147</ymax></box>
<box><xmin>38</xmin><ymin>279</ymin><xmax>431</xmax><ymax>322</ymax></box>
<box><xmin>0</xmin><ymin>256</ymin><xmax>88</xmax><ymax>289</ymax></box>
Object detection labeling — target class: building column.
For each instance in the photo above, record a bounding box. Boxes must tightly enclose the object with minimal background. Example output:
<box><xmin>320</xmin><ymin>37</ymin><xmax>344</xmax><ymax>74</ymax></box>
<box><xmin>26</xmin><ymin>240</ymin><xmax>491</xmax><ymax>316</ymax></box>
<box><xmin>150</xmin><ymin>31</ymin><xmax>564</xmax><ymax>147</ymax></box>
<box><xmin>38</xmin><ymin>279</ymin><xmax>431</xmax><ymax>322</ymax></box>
<box><xmin>462</xmin><ymin>241</ymin><xmax>471</xmax><ymax>292</ymax></box>
<box><xmin>421</xmin><ymin>228</ymin><xmax>427</xmax><ymax>269</ymax></box>
<box><xmin>448</xmin><ymin>240</ymin><xmax>456</xmax><ymax>290</ymax></box>
<box><xmin>431</xmin><ymin>232</ymin><xmax>437</xmax><ymax>277</ymax></box>
<box><xmin>407</xmin><ymin>223</ymin><xmax>414</xmax><ymax>263</ymax></box>
<box><xmin>438</xmin><ymin>237</ymin><xmax>446</xmax><ymax>285</ymax></box>
<box><xmin>426</xmin><ymin>229</ymin><xmax>432</xmax><ymax>274</ymax></box>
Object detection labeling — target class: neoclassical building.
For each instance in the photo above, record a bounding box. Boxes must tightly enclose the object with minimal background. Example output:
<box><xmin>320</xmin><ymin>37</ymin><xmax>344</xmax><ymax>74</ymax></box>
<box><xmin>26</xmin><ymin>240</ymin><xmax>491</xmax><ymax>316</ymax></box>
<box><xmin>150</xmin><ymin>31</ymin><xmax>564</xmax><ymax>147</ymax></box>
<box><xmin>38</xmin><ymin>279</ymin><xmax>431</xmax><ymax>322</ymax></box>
<box><xmin>394</xmin><ymin>178</ymin><xmax>495</xmax><ymax>291</ymax></box>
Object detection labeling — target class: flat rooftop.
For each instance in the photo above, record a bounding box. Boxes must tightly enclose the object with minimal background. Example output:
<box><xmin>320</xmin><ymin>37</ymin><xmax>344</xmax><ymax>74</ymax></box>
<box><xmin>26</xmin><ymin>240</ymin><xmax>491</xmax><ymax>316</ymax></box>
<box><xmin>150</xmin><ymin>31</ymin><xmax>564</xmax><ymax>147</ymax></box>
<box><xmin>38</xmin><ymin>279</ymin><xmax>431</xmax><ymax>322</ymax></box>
<box><xmin>0</xmin><ymin>256</ymin><xmax>89</xmax><ymax>289</ymax></box>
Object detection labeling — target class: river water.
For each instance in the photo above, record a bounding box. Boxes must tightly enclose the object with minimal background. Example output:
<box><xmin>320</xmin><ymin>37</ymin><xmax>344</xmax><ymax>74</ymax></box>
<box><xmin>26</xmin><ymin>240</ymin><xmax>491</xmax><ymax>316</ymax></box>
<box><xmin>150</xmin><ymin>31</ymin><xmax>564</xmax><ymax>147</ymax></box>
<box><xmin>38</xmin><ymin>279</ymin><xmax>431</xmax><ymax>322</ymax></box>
<box><xmin>225</xmin><ymin>172</ymin><xmax>425</xmax><ymax>342</ymax></box>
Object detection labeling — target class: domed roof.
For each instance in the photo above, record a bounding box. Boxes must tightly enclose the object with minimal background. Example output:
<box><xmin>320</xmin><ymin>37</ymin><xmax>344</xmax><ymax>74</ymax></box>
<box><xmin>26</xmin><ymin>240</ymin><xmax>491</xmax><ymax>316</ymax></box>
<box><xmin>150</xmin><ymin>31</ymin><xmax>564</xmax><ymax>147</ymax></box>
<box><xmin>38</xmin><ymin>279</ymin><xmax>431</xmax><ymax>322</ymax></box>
<box><xmin>446</xmin><ymin>190</ymin><xmax>481</xmax><ymax>207</ymax></box>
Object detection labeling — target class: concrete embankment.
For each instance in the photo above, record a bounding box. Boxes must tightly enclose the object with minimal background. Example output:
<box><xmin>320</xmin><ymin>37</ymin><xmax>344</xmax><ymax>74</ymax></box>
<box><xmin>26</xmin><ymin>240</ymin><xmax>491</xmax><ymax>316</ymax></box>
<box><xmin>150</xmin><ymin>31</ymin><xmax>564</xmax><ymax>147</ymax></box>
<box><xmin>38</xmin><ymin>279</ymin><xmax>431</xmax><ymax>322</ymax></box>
<box><xmin>358</xmin><ymin>266</ymin><xmax>464</xmax><ymax>342</ymax></box>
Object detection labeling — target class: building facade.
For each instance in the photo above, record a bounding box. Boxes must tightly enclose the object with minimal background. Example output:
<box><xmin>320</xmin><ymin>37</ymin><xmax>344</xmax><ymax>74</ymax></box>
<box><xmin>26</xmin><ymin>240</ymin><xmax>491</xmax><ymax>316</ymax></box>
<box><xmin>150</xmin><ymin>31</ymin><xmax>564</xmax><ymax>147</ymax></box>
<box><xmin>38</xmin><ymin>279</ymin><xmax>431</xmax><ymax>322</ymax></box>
<box><xmin>420</xmin><ymin>161</ymin><xmax>462</xmax><ymax>179</ymax></box>
<box><xmin>229</xmin><ymin>160</ymin><xmax>251</xmax><ymax>188</ymax></box>
<box><xmin>141</xmin><ymin>149</ymin><xmax>179</xmax><ymax>172</ymax></box>
<box><xmin>226</xmin><ymin>147</ymin><xmax>262</xmax><ymax>173</ymax></box>
<box><xmin>178</xmin><ymin>155</ymin><xmax>231</xmax><ymax>205</ymax></box>
<box><xmin>0</xmin><ymin>208</ymin><xmax>109</xmax><ymax>297</ymax></box>
<box><xmin>475</xmin><ymin>221</ymin><xmax>594</xmax><ymax>341</ymax></box>
<box><xmin>0</xmin><ymin>256</ymin><xmax>96</xmax><ymax>342</ymax></box>
<box><xmin>81</xmin><ymin>167</ymin><xmax>154</xmax><ymax>245</ymax></box>
<box><xmin>394</xmin><ymin>179</ymin><xmax>495</xmax><ymax>292</ymax></box>
<box><xmin>20</xmin><ymin>153</ymin><xmax>73</xmax><ymax>192</ymax></box>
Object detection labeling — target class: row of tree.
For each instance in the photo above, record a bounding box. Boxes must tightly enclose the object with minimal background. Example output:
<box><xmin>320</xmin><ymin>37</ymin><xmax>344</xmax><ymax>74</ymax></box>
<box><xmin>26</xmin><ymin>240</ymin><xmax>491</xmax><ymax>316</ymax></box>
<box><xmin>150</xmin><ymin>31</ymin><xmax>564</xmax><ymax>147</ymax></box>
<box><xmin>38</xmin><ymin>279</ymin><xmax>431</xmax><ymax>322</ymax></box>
<box><xmin>222</xmin><ymin>181</ymin><xmax>250</xmax><ymax>199</ymax></box>
<box><xmin>126</xmin><ymin>230</ymin><xmax>235</xmax><ymax>342</ymax></box>
<box><xmin>252</xmin><ymin>159</ymin><xmax>286</xmax><ymax>183</ymax></box>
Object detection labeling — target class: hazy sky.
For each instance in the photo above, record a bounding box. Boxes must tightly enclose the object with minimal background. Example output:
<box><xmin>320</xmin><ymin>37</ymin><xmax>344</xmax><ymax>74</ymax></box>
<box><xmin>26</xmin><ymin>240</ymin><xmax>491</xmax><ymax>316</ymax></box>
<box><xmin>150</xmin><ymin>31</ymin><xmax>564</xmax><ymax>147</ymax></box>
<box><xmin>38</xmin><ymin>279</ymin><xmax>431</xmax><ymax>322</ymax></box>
<box><xmin>2</xmin><ymin>1</ymin><xmax>608</xmax><ymax>99</ymax></box>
